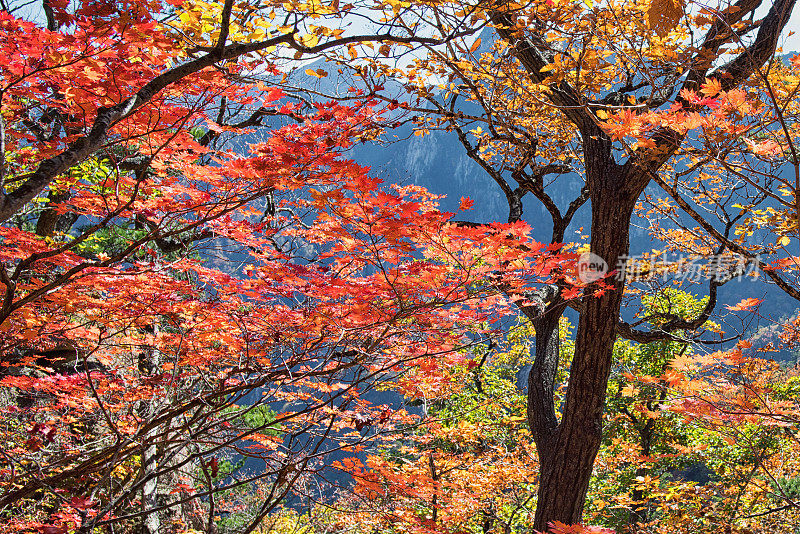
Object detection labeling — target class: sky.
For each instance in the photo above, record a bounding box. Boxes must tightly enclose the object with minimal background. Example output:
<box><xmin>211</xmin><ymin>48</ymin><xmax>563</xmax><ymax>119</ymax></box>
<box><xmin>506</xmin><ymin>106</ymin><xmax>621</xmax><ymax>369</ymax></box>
<box><xmin>12</xmin><ymin>0</ymin><xmax>800</xmax><ymax>52</ymax></box>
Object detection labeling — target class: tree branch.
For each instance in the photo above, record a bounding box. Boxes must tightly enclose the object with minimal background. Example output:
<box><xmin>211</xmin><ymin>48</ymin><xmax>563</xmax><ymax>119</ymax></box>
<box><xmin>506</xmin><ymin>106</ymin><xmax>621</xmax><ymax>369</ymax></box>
<box><xmin>0</xmin><ymin>26</ymin><xmax>474</xmax><ymax>222</ymax></box>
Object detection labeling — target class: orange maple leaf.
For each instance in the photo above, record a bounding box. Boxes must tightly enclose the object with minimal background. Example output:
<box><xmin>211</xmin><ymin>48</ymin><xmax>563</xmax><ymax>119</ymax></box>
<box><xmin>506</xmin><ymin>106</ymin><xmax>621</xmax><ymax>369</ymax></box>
<box><xmin>745</xmin><ymin>137</ymin><xmax>782</xmax><ymax>156</ymax></box>
<box><xmin>726</xmin><ymin>297</ymin><xmax>763</xmax><ymax>311</ymax></box>
<box><xmin>700</xmin><ymin>77</ymin><xmax>722</xmax><ymax>98</ymax></box>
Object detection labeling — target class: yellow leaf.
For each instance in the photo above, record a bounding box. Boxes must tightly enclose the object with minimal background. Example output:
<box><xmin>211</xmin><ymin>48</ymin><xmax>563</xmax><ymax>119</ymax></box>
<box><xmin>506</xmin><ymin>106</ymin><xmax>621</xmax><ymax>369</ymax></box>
<box><xmin>300</xmin><ymin>33</ymin><xmax>320</xmax><ymax>47</ymax></box>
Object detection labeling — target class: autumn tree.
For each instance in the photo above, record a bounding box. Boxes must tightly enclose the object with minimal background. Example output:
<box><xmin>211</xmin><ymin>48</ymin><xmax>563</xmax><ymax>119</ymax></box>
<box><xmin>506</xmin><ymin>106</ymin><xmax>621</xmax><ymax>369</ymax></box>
<box><xmin>0</xmin><ymin>0</ymin><xmax>574</xmax><ymax>532</ymax></box>
<box><xmin>299</xmin><ymin>0</ymin><xmax>800</xmax><ymax>529</ymax></box>
<box><xmin>4</xmin><ymin>0</ymin><xmax>800</xmax><ymax>531</ymax></box>
<box><xmin>328</xmin><ymin>295</ymin><xmax>800</xmax><ymax>534</ymax></box>
<box><xmin>327</xmin><ymin>318</ymin><xmax>543</xmax><ymax>534</ymax></box>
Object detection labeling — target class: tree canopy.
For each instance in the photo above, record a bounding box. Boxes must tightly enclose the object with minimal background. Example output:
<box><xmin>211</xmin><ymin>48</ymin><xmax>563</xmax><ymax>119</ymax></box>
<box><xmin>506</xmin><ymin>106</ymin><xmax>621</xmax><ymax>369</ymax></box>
<box><xmin>2</xmin><ymin>0</ymin><xmax>800</xmax><ymax>533</ymax></box>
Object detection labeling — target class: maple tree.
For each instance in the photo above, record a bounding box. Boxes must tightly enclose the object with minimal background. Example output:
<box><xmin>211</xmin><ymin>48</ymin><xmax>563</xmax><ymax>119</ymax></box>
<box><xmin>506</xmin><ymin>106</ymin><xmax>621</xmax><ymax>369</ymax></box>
<box><xmin>329</xmin><ymin>318</ymin><xmax>543</xmax><ymax>534</ymax></box>
<box><xmin>589</xmin><ymin>291</ymin><xmax>800</xmax><ymax>533</ymax></box>
<box><xmin>0</xmin><ymin>0</ymin><xmax>575</xmax><ymax>532</ymax></box>
<box><xmin>322</xmin><ymin>293</ymin><xmax>800</xmax><ymax>534</ymax></box>
<box><xmin>3</xmin><ymin>0</ymin><xmax>800</xmax><ymax>532</ymax></box>
<box><xmin>301</xmin><ymin>0</ymin><xmax>800</xmax><ymax>529</ymax></box>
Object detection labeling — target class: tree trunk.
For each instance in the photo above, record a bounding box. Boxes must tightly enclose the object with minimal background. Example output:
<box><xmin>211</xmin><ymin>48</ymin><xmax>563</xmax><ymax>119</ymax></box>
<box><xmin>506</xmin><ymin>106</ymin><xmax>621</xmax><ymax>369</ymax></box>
<box><xmin>527</xmin><ymin>307</ymin><xmax>562</xmax><ymax>443</ymax></box>
<box><xmin>35</xmin><ymin>189</ymin><xmax>77</xmax><ymax>237</ymax></box>
<box><xmin>138</xmin><ymin>322</ymin><xmax>162</xmax><ymax>534</ymax></box>
<box><xmin>531</xmin><ymin>162</ymin><xmax>641</xmax><ymax>531</ymax></box>
<box><xmin>629</xmin><ymin>425</ymin><xmax>653</xmax><ymax>527</ymax></box>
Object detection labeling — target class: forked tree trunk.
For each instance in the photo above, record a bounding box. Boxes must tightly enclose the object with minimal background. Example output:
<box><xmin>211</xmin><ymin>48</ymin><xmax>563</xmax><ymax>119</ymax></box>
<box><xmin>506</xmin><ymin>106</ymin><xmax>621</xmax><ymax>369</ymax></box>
<box><xmin>530</xmin><ymin>162</ymin><xmax>642</xmax><ymax>531</ymax></box>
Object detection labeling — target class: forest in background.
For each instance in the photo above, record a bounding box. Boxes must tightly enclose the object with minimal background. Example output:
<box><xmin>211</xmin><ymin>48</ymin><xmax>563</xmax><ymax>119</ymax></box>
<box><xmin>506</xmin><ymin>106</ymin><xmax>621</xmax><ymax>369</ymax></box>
<box><xmin>2</xmin><ymin>0</ymin><xmax>800</xmax><ymax>533</ymax></box>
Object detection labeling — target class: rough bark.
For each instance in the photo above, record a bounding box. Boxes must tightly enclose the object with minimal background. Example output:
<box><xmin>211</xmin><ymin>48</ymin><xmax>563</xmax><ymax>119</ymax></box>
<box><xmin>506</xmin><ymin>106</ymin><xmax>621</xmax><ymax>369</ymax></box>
<box><xmin>526</xmin><ymin>305</ymin><xmax>562</xmax><ymax>444</ymax></box>
<box><xmin>531</xmin><ymin>157</ymin><xmax>641</xmax><ymax>529</ymax></box>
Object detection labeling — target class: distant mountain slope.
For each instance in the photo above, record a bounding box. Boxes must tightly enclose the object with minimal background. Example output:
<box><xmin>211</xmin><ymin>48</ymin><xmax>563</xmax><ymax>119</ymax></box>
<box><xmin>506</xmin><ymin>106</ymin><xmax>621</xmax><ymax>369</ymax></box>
<box><xmin>348</xmin><ymin>118</ymin><xmax>799</xmax><ymax>359</ymax></box>
<box><xmin>258</xmin><ymin>48</ymin><xmax>800</xmax><ymax>358</ymax></box>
